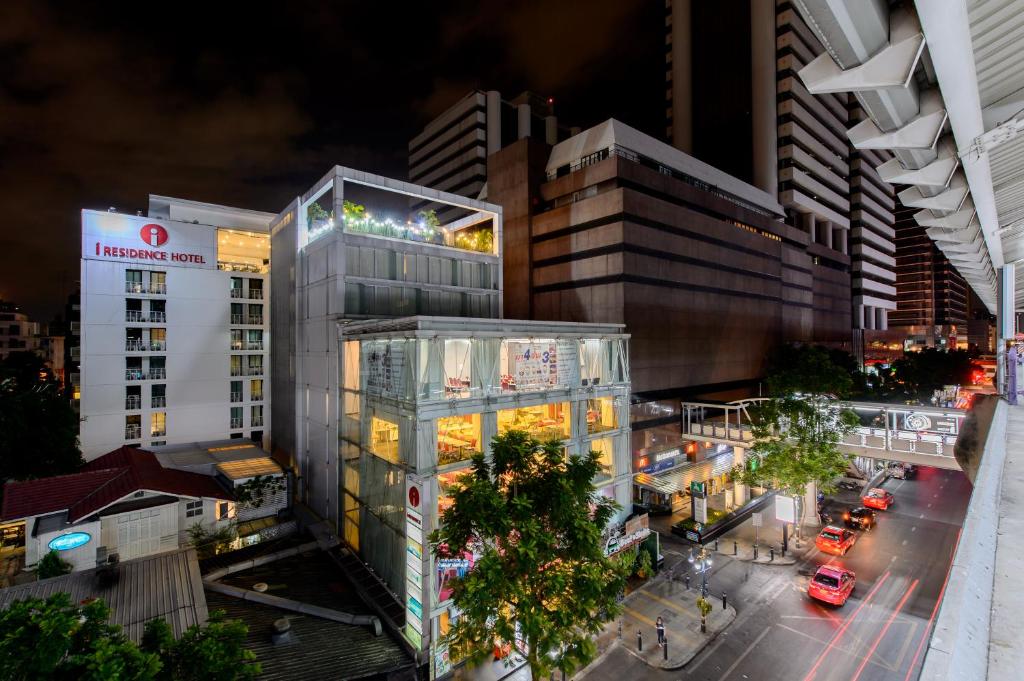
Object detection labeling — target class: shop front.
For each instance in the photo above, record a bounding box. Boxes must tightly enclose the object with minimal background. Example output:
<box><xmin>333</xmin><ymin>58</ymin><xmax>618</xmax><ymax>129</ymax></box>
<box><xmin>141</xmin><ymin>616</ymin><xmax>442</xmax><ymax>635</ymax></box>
<box><xmin>336</xmin><ymin>317</ymin><xmax>632</xmax><ymax>675</ymax></box>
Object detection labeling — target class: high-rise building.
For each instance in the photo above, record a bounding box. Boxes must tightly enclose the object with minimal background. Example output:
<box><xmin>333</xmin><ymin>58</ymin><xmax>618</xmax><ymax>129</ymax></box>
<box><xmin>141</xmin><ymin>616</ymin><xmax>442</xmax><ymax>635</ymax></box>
<box><xmin>0</xmin><ymin>301</ymin><xmax>41</xmax><ymax>360</ymax></box>
<box><xmin>890</xmin><ymin>198</ymin><xmax>969</xmax><ymax>348</ymax></box>
<box><xmin>407</xmin><ymin>90</ymin><xmax>576</xmax><ymax>222</ymax></box>
<box><xmin>78</xmin><ymin>197</ymin><xmax>274</xmax><ymax>459</ymax></box>
<box><xmin>665</xmin><ymin>0</ymin><xmax>898</xmax><ymax>339</ymax></box>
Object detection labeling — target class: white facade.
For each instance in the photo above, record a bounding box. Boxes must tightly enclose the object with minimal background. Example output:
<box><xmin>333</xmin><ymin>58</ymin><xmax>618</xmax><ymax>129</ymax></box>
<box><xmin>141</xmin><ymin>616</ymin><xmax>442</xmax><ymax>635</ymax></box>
<box><xmin>79</xmin><ymin>201</ymin><xmax>274</xmax><ymax>460</ymax></box>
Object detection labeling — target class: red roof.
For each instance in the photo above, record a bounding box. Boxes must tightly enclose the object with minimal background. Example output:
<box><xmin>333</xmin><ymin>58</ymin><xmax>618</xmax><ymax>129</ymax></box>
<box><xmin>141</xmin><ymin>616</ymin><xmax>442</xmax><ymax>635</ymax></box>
<box><xmin>2</xmin><ymin>446</ymin><xmax>232</xmax><ymax>523</ymax></box>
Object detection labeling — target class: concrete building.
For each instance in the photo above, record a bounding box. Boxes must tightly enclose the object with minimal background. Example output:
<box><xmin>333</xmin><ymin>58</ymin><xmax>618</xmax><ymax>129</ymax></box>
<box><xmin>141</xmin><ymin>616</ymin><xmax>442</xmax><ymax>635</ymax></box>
<box><xmin>890</xmin><ymin>199</ymin><xmax>969</xmax><ymax>349</ymax></box>
<box><xmin>664</xmin><ymin>0</ymin><xmax>897</xmax><ymax>341</ymax></box>
<box><xmin>79</xmin><ymin>198</ymin><xmax>274</xmax><ymax>459</ymax></box>
<box><xmin>407</xmin><ymin>90</ymin><xmax>576</xmax><ymax>223</ymax></box>
<box><xmin>269</xmin><ymin>167</ymin><xmax>503</xmax><ymax>522</ymax></box>
<box><xmin>486</xmin><ymin>118</ymin><xmax>850</xmax><ymax>487</ymax></box>
<box><xmin>0</xmin><ymin>301</ymin><xmax>41</xmax><ymax>360</ymax></box>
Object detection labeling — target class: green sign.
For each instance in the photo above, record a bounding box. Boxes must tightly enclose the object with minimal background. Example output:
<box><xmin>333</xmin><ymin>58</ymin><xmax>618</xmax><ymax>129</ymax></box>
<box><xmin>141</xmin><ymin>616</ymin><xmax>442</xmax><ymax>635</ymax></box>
<box><xmin>690</xmin><ymin>481</ymin><xmax>706</xmax><ymax>497</ymax></box>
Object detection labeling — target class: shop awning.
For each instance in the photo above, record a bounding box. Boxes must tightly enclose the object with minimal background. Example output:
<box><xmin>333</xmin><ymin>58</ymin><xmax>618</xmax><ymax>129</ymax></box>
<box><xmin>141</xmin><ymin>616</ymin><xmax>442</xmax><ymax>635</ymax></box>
<box><xmin>633</xmin><ymin>448</ymin><xmax>739</xmax><ymax>495</ymax></box>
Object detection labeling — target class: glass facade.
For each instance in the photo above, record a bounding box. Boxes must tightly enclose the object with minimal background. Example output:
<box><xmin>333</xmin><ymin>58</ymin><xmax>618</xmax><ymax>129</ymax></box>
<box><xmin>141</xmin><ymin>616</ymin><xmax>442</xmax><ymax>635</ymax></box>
<box><xmin>335</xmin><ymin>322</ymin><xmax>632</xmax><ymax>657</ymax></box>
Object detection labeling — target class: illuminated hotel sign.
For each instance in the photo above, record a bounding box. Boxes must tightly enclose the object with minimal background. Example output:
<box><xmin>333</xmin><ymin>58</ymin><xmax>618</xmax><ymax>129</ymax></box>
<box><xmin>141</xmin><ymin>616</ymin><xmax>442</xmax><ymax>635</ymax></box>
<box><xmin>82</xmin><ymin>210</ymin><xmax>216</xmax><ymax>269</ymax></box>
<box><xmin>48</xmin><ymin>532</ymin><xmax>91</xmax><ymax>552</ymax></box>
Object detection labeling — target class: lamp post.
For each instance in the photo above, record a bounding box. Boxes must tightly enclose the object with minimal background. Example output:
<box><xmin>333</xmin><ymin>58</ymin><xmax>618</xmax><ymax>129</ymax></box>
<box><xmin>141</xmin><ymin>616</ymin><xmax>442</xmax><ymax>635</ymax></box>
<box><xmin>688</xmin><ymin>545</ymin><xmax>713</xmax><ymax>597</ymax></box>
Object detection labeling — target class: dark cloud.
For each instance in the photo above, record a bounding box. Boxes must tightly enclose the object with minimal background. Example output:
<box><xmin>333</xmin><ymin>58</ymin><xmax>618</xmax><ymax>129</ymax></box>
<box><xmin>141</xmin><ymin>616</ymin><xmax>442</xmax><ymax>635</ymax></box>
<box><xmin>0</xmin><ymin>0</ymin><xmax>662</xmax><ymax>319</ymax></box>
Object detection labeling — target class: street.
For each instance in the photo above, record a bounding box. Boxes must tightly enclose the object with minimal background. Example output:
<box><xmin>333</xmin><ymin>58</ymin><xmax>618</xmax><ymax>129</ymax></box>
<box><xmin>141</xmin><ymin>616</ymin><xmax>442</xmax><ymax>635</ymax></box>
<box><xmin>581</xmin><ymin>466</ymin><xmax>971</xmax><ymax>681</ymax></box>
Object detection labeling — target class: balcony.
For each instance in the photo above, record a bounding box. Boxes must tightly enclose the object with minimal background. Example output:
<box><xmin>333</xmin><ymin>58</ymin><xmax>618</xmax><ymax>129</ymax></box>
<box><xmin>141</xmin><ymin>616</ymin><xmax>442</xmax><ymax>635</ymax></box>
<box><xmin>251</xmin><ymin>416</ymin><xmax>264</xmax><ymax>427</ymax></box>
<box><xmin>230</xmin><ymin>417</ymin><xmax>243</xmax><ymax>429</ymax></box>
<box><xmin>147</xmin><ymin>282</ymin><xmax>167</xmax><ymax>294</ymax></box>
<box><xmin>126</xmin><ymin>339</ymin><xmax>146</xmax><ymax>352</ymax></box>
<box><xmin>248</xmin><ymin>289</ymin><xmax>263</xmax><ymax>300</ymax></box>
<box><xmin>151</xmin><ymin>396</ymin><xmax>166</xmax><ymax>408</ymax></box>
<box><xmin>245</xmin><ymin>366</ymin><xmax>264</xmax><ymax>376</ymax></box>
<box><xmin>125</xmin><ymin>369</ymin><xmax>145</xmax><ymax>381</ymax></box>
<box><xmin>149</xmin><ymin>340</ymin><xmax>166</xmax><ymax>351</ymax></box>
<box><xmin>125</xmin><ymin>424</ymin><xmax>141</xmax><ymax>439</ymax></box>
<box><xmin>230</xmin><ymin>391</ymin><xmax>242</xmax><ymax>403</ymax></box>
<box><xmin>70</xmin><ymin>321</ymin><xmax>80</xmax><ymax>334</ymax></box>
<box><xmin>149</xmin><ymin>311</ymin><xmax>167</xmax><ymax>323</ymax></box>
<box><xmin>125</xmin><ymin>395</ymin><xmax>141</xmax><ymax>410</ymax></box>
<box><xmin>125</xmin><ymin>281</ymin><xmax>144</xmax><ymax>294</ymax></box>
<box><xmin>148</xmin><ymin>368</ymin><xmax>166</xmax><ymax>380</ymax></box>
<box><xmin>231</xmin><ymin>314</ymin><xmax>244</xmax><ymax>325</ymax></box>
<box><xmin>151</xmin><ymin>429</ymin><xmax>167</xmax><ymax>438</ymax></box>
<box><xmin>246</xmin><ymin>316</ymin><xmax>264</xmax><ymax>325</ymax></box>
<box><xmin>230</xmin><ymin>367</ymin><xmax>244</xmax><ymax>377</ymax></box>
<box><xmin>230</xmin><ymin>288</ymin><xmax>243</xmax><ymax>299</ymax></box>
<box><xmin>251</xmin><ymin>392</ymin><xmax>263</xmax><ymax>402</ymax></box>
<box><xmin>126</xmin><ymin>310</ymin><xmax>144</xmax><ymax>323</ymax></box>
<box><xmin>245</xmin><ymin>341</ymin><xmax>264</xmax><ymax>351</ymax></box>
<box><xmin>70</xmin><ymin>346</ymin><xmax>80</xmax><ymax>360</ymax></box>
<box><xmin>230</xmin><ymin>340</ymin><xmax>244</xmax><ymax>350</ymax></box>
<box><xmin>125</xmin><ymin>311</ymin><xmax>166</xmax><ymax>323</ymax></box>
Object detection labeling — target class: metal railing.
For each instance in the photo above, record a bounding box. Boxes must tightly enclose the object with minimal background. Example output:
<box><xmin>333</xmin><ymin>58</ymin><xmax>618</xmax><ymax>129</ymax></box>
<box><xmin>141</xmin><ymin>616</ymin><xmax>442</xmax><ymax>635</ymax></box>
<box><xmin>125</xmin><ymin>369</ymin><xmax>145</xmax><ymax>381</ymax></box>
<box><xmin>230</xmin><ymin>417</ymin><xmax>243</xmax><ymax>429</ymax></box>
<box><xmin>151</xmin><ymin>396</ymin><xmax>166</xmax><ymax>408</ymax></box>
<box><xmin>244</xmin><ymin>365</ymin><xmax>263</xmax><ymax>376</ymax></box>
<box><xmin>230</xmin><ymin>340</ymin><xmax>244</xmax><ymax>350</ymax></box>
<box><xmin>126</xmin><ymin>310</ymin><xmax>144</xmax><ymax>322</ymax></box>
<box><xmin>149</xmin><ymin>340</ymin><xmax>166</xmax><ymax>351</ymax></box>
<box><xmin>125</xmin><ymin>424</ymin><xmax>142</xmax><ymax>439</ymax></box>
<box><xmin>125</xmin><ymin>339</ymin><xmax>146</xmax><ymax>352</ymax></box>
<box><xmin>70</xmin><ymin>346</ymin><xmax>80</xmax><ymax>360</ymax></box>
<box><xmin>125</xmin><ymin>396</ymin><xmax>141</xmax><ymax>410</ymax></box>
<box><xmin>125</xmin><ymin>281</ymin><xmax>144</xmax><ymax>294</ymax></box>
<box><xmin>246</xmin><ymin>316</ymin><xmax>263</xmax><ymax>325</ymax></box>
<box><xmin>251</xmin><ymin>416</ymin><xmax>263</xmax><ymax>427</ymax></box>
<box><xmin>148</xmin><ymin>367</ymin><xmax>166</xmax><ymax>380</ymax></box>
<box><xmin>231</xmin><ymin>314</ymin><xmax>244</xmax><ymax>324</ymax></box>
<box><xmin>248</xmin><ymin>289</ymin><xmax>263</xmax><ymax>300</ymax></box>
<box><xmin>251</xmin><ymin>392</ymin><xmax>263</xmax><ymax>402</ymax></box>
<box><xmin>147</xmin><ymin>282</ymin><xmax>167</xmax><ymax>294</ymax></box>
<box><xmin>70</xmin><ymin>321</ymin><xmax>80</xmax><ymax>334</ymax></box>
<box><xmin>230</xmin><ymin>391</ymin><xmax>242</xmax><ymax>402</ymax></box>
<box><xmin>245</xmin><ymin>340</ymin><xmax>263</xmax><ymax>350</ymax></box>
<box><xmin>148</xmin><ymin>311</ymin><xmax>166</xmax><ymax>323</ymax></box>
<box><xmin>230</xmin><ymin>288</ymin><xmax>243</xmax><ymax>298</ymax></box>
<box><xmin>230</xmin><ymin>367</ymin><xmax>244</xmax><ymax>377</ymax></box>
<box><xmin>151</xmin><ymin>429</ymin><xmax>166</xmax><ymax>437</ymax></box>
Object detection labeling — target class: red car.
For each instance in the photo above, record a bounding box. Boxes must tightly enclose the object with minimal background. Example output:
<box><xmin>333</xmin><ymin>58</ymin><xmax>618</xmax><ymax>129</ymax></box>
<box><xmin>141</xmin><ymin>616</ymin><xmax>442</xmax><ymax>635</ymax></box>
<box><xmin>808</xmin><ymin>565</ymin><xmax>856</xmax><ymax>606</ymax></box>
<box><xmin>815</xmin><ymin>525</ymin><xmax>857</xmax><ymax>555</ymax></box>
<box><xmin>861</xmin><ymin>487</ymin><xmax>895</xmax><ymax>510</ymax></box>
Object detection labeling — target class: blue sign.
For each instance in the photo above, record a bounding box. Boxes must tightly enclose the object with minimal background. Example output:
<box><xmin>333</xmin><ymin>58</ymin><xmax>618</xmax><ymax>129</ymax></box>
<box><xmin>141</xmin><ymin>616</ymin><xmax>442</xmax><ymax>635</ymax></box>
<box><xmin>48</xmin><ymin>532</ymin><xmax>91</xmax><ymax>552</ymax></box>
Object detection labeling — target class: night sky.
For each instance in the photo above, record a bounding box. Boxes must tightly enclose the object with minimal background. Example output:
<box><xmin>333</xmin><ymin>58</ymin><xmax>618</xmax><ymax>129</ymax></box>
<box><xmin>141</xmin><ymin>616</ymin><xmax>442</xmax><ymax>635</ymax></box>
<box><xmin>1</xmin><ymin>1</ymin><xmax>665</xmax><ymax>319</ymax></box>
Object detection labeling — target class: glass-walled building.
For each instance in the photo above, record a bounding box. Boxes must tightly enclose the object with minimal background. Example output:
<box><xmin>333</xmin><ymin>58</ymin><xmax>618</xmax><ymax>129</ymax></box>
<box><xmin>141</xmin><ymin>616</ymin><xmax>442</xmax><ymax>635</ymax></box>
<box><xmin>337</xmin><ymin>316</ymin><xmax>631</xmax><ymax>664</ymax></box>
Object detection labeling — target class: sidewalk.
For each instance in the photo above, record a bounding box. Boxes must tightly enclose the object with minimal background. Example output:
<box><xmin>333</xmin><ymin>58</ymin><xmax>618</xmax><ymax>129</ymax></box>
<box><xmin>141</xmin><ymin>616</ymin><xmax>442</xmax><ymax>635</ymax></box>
<box><xmin>578</xmin><ymin>577</ymin><xmax>735</xmax><ymax>675</ymax></box>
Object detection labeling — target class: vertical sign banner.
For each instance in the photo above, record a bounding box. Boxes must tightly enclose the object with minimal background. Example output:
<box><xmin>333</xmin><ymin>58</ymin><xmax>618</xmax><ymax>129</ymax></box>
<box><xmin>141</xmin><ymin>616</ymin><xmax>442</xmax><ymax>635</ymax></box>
<box><xmin>405</xmin><ymin>475</ymin><xmax>426</xmax><ymax>649</ymax></box>
<box><xmin>693</xmin><ymin>496</ymin><xmax>708</xmax><ymax>524</ymax></box>
<box><xmin>775</xmin><ymin>495</ymin><xmax>796</xmax><ymax>524</ymax></box>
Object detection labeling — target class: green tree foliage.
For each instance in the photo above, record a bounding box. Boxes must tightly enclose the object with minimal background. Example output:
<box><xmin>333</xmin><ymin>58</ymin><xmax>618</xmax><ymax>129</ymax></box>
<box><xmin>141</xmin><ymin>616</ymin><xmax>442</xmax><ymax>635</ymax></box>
<box><xmin>0</xmin><ymin>593</ymin><xmax>161</xmax><ymax>680</ymax></box>
<box><xmin>429</xmin><ymin>431</ymin><xmax>629</xmax><ymax>680</ymax></box>
<box><xmin>633</xmin><ymin>547</ymin><xmax>653</xmax><ymax>580</ymax></box>
<box><xmin>0</xmin><ymin>352</ymin><xmax>83</xmax><ymax>484</ymax></box>
<box><xmin>186</xmin><ymin>523</ymin><xmax>237</xmax><ymax>560</ymax></box>
<box><xmin>141</xmin><ymin>612</ymin><xmax>259</xmax><ymax>681</ymax></box>
<box><xmin>36</xmin><ymin>550</ymin><xmax>73</xmax><ymax>579</ymax></box>
<box><xmin>740</xmin><ymin>345</ymin><xmax>858</xmax><ymax>523</ymax></box>
<box><xmin>890</xmin><ymin>348</ymin><xmax>974</xmax><ymax>400</ymax></box>
<box><xmin>232</xmin><ymin>475</ymin><xmax>284</xmax><ymax>508</ymax></box>
<box><xmin>0</xmin><ymin>594</ymin><xmax>258</xmax><ymax>681</ymax></box>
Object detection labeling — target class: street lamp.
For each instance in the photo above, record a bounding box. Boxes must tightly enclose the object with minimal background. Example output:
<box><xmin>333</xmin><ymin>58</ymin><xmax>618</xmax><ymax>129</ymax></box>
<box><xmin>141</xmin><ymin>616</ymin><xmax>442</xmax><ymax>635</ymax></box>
<box><xmin>688</xmin><ymin>545</ymin><xmax>713</xmax><ymax>597</ymax></box>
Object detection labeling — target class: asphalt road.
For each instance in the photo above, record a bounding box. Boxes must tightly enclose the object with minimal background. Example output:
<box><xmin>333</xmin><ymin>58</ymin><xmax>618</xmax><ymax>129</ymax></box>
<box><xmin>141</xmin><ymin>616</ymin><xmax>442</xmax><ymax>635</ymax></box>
<box><xmin>581</xmin><ymin>466</ymin><xmax>972</xmax><ymax>681</ymax></box>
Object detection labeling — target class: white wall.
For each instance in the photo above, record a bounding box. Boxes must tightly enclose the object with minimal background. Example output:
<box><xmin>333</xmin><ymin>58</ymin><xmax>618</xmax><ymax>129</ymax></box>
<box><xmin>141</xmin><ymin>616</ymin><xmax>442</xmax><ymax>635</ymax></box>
<box><xmin>29</xmin><ymin>519</ymin><xmax>101</xmax><ymax>572</ymax></box>
<box><xmin>80</xmin><ymin>256</ymin><xmax>270</xmax><ymax>459</ymax></box>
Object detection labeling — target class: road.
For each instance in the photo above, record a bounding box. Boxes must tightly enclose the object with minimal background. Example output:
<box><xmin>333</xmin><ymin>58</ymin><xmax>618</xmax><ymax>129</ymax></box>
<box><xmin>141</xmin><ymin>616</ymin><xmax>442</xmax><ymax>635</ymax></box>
<box><xmin>581</xmin><ymin>466</ymin><xmax>972</xmax><ymax>681</ymax></box>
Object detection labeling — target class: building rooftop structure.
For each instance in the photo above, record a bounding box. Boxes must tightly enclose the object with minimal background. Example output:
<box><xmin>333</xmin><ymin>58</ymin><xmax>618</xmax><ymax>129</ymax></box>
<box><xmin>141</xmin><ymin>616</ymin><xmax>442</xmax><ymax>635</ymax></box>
<box><xmin>0</xmin><ymin>548</ymin><xmax>208</xmax><ymax>641</ymax></box>
<box><xmin>151</xmin><ymin>440</ymin><xmax>276</xmax><ymax>475</ymax></box>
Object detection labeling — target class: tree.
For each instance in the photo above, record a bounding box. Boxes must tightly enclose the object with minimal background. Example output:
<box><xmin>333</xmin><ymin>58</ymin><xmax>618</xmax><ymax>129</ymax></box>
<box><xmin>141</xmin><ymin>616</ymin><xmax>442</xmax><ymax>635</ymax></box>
<box><xmin>740</xmin><ymin>344</ymin><xmax>858</xmax><ymax>532</ymax></box>
<box><xmin>696</xmin><ymin>596</ymin><xmax>712</xmax><ymax>634</ymax></box>
<box><xmin>890</xmin><ymin>348</ymin><xmax>974</xmax><ymax>401</ymax></box>
<box><xmin>429</xmin><ymin>431</ymin><xmax>629</xmax><ymax>680</ymax></box>
<box><xmin>0</xmin><ymin>351</ymin><xmax>83</xmax><ymax>484</ymax></box>
<box><xmin>36</xmin><ymin>550</ymin><xmax>73</xmax><ymax>579</ymax></box>
<box><xmin>186</xmin><ymin>523</ymin><xmax>237</xmax><ymax>560</ymax></box>
<box><xmin>142</xmin><ymin>612</ymin><xmax>259</xmax><ymax>681</ymax></box>
<box><xmin>232</xmin><ymin>475</ymin><xmax>284</xmax><ymax>509</ymax></box>
<box><xmin>0</xmin><ymin>593</ymin><xmax>258</xmax><ymax>681</ymax></box>
<box><xmin>0</xmin><ymin>593</ymin><xmax>160</xmax><ymax>680</ymax></box>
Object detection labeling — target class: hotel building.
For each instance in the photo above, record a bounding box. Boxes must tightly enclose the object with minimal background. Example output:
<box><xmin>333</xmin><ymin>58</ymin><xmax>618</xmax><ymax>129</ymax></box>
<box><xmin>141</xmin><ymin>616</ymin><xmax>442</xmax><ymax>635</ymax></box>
<box><xmin>78</xmin><ymin>197</ymin><xmax>274</xmax><ymax>459</ymax></box>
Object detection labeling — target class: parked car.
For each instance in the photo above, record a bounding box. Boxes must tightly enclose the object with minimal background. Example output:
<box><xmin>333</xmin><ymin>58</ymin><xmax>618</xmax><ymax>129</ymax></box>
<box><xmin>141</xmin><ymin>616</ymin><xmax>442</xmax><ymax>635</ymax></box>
<box><xmin>808</xmin><ymin>565</ymin><xmax>856</xmax><ymax>606</ymax></box>
<box><xmin>842</xmin><ymin>506</ymin><xmax>877</xmax><ymax>530</ymax></box>
<box><xmin>815</xmin><ymin>525</ymin><xmax>857</xmax><ymax>556</ymax></box>
<box><xmin>861</xmin><ymin>487</ymin><xmax>895</xmax><ymax>511</ymax></box>
<box><xmin>889</xmin><ymin>463</ymin><xmax>917</xmax><ymax>479</ymax></box>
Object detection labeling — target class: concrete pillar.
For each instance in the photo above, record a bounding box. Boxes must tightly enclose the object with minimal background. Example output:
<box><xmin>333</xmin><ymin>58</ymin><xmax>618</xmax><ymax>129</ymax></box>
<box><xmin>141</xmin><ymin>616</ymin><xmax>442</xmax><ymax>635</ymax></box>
<box><xmin>750</xmin><ymin>0</ymin><xmax>778</xmax><ymax>197</ymax></box>
<box><xmin>997</xmin><ymin>263</ymin><xmax>1016</xmax><ymax>394</ymax></box>
<box><xmin>670</xmin><ymin>0</ymin><xmax>693</xmax><ymax>153</ymax></box>
<box><xmin>544</xmin><ymin>115</ymin><xmax>558</xmax><ymax>145</ymax></box>
<box><xmin>822</xmin><ymin>220</ymin><xmax>833</xmax><ymax>249</ymax></box>
<box><xmin>732</xmin><ymin>446</ymin><xmax>747</xmax><ymax>506</ymax></box>
<box><xmin>485</xmin><ymin>91</ymin><xmax>502</xmax><ymax>155</ymax></box>
<box><xmin>517</xmin><ymin>104</ymin><xmax>531</xmax><ymax>140</ymax></box>
<box><xmin>804</xmin><ymin>482</ymin><xmax>819</xmax><ymax>528</ymax></box>
<box><xmin>803</xmin><ymin>212</ymin><xmax>816</xmax><ymax>238</ymax></box>
<box><xmin>835</xmin><ymin>227</ymin><xmax>848</xmax><ymax>254</ymax></box>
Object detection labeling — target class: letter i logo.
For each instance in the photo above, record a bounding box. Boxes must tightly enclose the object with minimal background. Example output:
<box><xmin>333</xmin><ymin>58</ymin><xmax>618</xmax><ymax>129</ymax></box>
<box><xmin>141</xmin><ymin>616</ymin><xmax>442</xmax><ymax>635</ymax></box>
<box><xmin>140</xmin><ymin>224</ymin><xmax>168</xmax><ymax>247</ymax></box>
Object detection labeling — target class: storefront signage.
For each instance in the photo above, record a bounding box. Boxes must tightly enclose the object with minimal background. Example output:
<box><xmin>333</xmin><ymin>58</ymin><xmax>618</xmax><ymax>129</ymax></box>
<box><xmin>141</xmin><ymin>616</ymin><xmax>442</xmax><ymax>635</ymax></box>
<box><xmin>640</xmin><ymin>448</ymin><xmax>680</xmax><ymax>474</ymax></box>
<box><xmin>604</xmin><ymin>528</ymin><xmax>651</xmax><ymax>557</ymax></box>
<box><xmin>775</xmin><ymin>495</ymin><xmax>796</xmax><ymax>524</ymax></box>
<box><xmin>82</xmin><ymin>211</ymin><xmax>215</xmax><ymax>269</ymax></box>
<box><xmin>693</xmin><ymin>496</ymin><xmax>708</xmax><ymax>524</ymax></box>
<box><xmin>404</xmin><ymin>474</ymin><xmax>428</xmax><ymax>650</ymax></box>
<box><xmin>48</xmin><ymin>532</ymin><xmax>91</xmax><ymax>552</ymax></box>
<box><xmin>690</xmin><ymin>481</ymin><xmax>706</xmax><ymax>498</ymax></box>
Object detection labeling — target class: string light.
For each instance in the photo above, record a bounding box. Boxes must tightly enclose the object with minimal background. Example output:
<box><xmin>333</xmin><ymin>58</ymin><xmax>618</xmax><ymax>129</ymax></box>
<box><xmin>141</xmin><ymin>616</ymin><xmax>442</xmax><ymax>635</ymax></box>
<box><xmin>308</xmin><ymin>203</ymin><xmax>493</xmax><ymax>253</ymax></box>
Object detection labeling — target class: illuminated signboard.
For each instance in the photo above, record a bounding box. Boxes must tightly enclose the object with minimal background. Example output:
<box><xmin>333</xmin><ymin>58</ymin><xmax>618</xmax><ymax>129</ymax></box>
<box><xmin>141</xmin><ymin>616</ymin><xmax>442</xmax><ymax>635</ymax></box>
<box><xmin>81</xmin><ymin>210</ymin><xmax>216</xmax><ymax>270</ymax></box>
<box><xmin>48</xmin><ymin>532</ymin><xmax>91</xmax><ymax>552</ymax></box>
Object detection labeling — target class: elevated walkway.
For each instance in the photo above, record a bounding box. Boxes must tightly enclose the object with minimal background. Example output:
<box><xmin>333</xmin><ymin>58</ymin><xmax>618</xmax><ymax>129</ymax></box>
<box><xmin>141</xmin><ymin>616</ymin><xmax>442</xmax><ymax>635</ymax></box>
<box><xmin>681</xmin><ymin>399</ymin><xmax>965</xmax><ymax>470</ymax></box>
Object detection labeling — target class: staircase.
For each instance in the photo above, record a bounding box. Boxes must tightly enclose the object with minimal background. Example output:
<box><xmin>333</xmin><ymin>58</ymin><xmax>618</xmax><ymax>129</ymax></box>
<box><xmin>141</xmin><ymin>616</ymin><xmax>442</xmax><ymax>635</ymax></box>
<box><xmin>329</xmin><ymin>545</ymin><xmax>406</xmax><ymax>631</ymax></box>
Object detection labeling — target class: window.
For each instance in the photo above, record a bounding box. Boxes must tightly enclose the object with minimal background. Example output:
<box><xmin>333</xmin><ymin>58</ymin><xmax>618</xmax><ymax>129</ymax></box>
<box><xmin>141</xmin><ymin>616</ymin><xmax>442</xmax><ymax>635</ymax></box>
<box><xmin>231</xmin><ymin>380</ymin><xmax>243</xmax><ymax>402</ymax></box>
<box><xmin>248</xmin><ymin>278</ymin><xmax>263</xmax><ymax>299</ymax></box>
<box><xmin>437</xmin><ymin>413</ymin><xmax>482</xmax><ymax>467</ymax></box>
<box><xmin>443</xmin><ymin>339</ymin><xmax>472</xmax><ymax>395</ymax></box>
<box><xmin>151</xmin><ymin>384</ymin><xmax>166</xmax><ymax>408</ymax></box>
<box><xmin>247</xmin><ymin>355</ymin><xmax>263</xmax><ymax>375</ymax></box>
<box><xmin>230</xmin><ymin>355</ymin><xmax>242</xmax><ymax>376</ymax></box>
<box><xmin>250</xmin><ymin>379</ymin><xmax>263</xmax><ymax>401</ymax></box>
<box><xmin>126</xmin><ymin>270</ymin><xmax>143</xmax><ymax>293</ymax></box>
<box><xmin>125</xmin><ymin>386</ymin><xmax>141</xmax><ymax>410</ymax></box>
<box><xmin>149</xmin><ymin>271</ymin><xmax>166</xmax><ymax>294</ymax></box>
<box><xmin>230</xmin><ymin>277</ymin><xmax>243</xmax><ymax>298</ymax></box>
<box><xmin>216</xmin><ymin>501</ymin><xmax>235</xmax><ymax>520</ymax></box>
<box><xmin>151</xmin><ymin>412</ymin><xmax>166</xmax><ymax>437</ymax></box>
<box><xmin>588</xmin><ymin>438</ymin><xmax>615</xmax><ymax>483</ymax></box>
<box><xmin>246</xmin><ymin>329</ymin><xmax>262</xmax><ymax>349</ymax></box>
<box><xmin>231</xmin><ymin>303</ymin><xmax>244</xmax><ymax>324</ymax></box>
<box><xmin>499</xmin><ymin>340</ymin><xmax>574</xmax><ymax>392</ymax></box>
<box><xmin>251</xmin><ymin>405</ymin><xmax>263</xmax><ymax>427</ymax></box>
<box><xmin>497</xmin><ymin>403</ymin><xmax>571</xmax><ymax>441</ymax></box>
<box><xmin>370</xmin><ymin>416</ymin><xmax>400</xmax><ymax>463</ymax></box>
<box><xmin>230</xmin><ymin>329</ymin><xmax>243</xmax><ymax>350</ymax></box>
<box><xmin>230</xmin><ymin>406</ymin><xmax>243</xmax><ymax>430</ymax></box>
<box><xmin>149</xmin><ymin>327</ymin><xmax>166</xmax><ymax>350</ymax></box>
<box><xmin>125</xmin><ymin>414</ymin><xmax>141</xmax><ymax>440</ymax></box>
<box><xmin>247</xmin><ymin>304</ymin><xmax>263</xmax><ymax>324</ymax></box>
<box><xmin>185</xmin><ymin>500</ymin><xmax>203</xmax><ymax>518</ymax></box>
<box><xmin>586</xmin><ymin>397</ymin><xmax>617</xmax><ymax>434</ymax></box>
